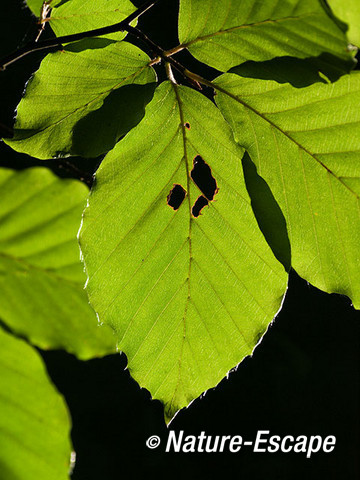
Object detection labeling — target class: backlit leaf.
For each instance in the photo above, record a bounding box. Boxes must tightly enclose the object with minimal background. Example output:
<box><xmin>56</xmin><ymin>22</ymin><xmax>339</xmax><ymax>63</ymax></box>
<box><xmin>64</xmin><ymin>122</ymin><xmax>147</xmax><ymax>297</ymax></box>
<box><xmin>215</xmin><ymin>71</ymin><xmax>360</xmax><ymax>308</ymax></box>
<box><xmin>26</xmin><ymin>0</ymin><xmax>45</xmax><ymax>17</ymax></box>
<box><xmin>0</xmin><ymin>325</ymin><xmax>72</xmax><ymax>480</ymax></box>
<box><xmin>327</xmin><ymin>0</ymin><xmax>360</xmax><ymax>46</ymax></box>
<box><xmin>178</xmin><ymin>0</ymin><xmax>354</xmax><ymax>72</ymax></box>
<box><xmin>0</xmin><ymin>167</ymin><xmax>116</xmax><ymax>358</ymax></box>
<box><xmin>79</xmin><ymin>81</ymin><xmax>288</xmax><ymax>421</ymax></box>
<box><xmin>27</xmin><ymin>0</ymin><xmax>136</xmax><ymax>41</ymax></box>
<box><xmin>4</xmin><ymin>41</ymin><xmax>156</xmax><ymax>159</ymax></box>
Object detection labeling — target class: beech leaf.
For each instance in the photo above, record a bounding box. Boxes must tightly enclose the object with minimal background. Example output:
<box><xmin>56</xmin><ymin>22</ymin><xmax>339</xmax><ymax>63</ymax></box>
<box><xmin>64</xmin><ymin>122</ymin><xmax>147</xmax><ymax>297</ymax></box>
<box><xmin>79</xmin><ymin>81</ymin><xmax>288</xmax><ymax>421</ymax></box>
<box><xmin>4</xmin><ymin>41</ymin><xmax>156</xmax><ymax>159</ymax></box>
<box><xmin>26</xmin><ymin>0</ymin><xmax>136</xmax><ymax>41</ymax></box>
<box><xmin>327</xmin><ymin>0</ymin><xmax>360</xmax><ymax>46</ymax></box>
<box><xmin>0</xmin><ymin>325</ymin><xmax>72</xmax><ymax>480</ymax></box>
<box><xmin>178</xmin><ymin>0</ymin><xmax>354</xmax><ymax>72</ymax></box>
<box><xmin>215</xmin><ymin>71</ymin><xmax>360</xmax><ymax>308</ymax></box>
<box><xmin>0</xmin><ymin>167</ymin><xmax>116</xmax><ymax>358</ymax></box>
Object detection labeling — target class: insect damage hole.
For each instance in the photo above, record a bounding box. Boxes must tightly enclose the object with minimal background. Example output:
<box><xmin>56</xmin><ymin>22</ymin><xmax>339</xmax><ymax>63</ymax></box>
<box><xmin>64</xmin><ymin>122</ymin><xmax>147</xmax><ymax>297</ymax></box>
<box><xmin>167</xmin><ymin>184</ymin><xmax>186</xmax><ymax>210</ymax></box>
<box><xmin>192</xmin><ymin>196</ymin><xmax>209</xmax><ymax>218</ymax></box>
<box><xmin>190</xmin><ymin>155</ymin><xmax>218</xmax><ymax>200</ymax></box>
<box><xmin>184</xmin><ymin>122</ymin><xmax>191</xmax><ymax>130</ymax></box>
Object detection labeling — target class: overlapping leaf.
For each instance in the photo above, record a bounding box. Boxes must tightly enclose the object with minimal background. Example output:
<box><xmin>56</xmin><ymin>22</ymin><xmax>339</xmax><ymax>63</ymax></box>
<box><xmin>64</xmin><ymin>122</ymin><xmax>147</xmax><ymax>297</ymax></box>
<box><xmin>215</xmin><ymin>71</ymin><xmax>360</xmax><ymax>308</ymax></box>
<box><xmin>0</xmin><ymin>167</ymin><xmax>116</xmax><ymax>358</ymax></box>
<box><xmin>79</xmin><ymin>81</ymin><xmax>288</xmax><ymax>421</ymax></box>
<box><xmin>5</xmin><ymin>41</ymin><xmax>156</xmax><ymax>159</ymax></box>
<box><xmin>327</xmin><ymin>0</ymin><xmax>360</xmax><ymax>46</ymax></box>
<box><xmin>0</xmin><ymin>325</ymin><xmax>72</xmax><ymax>480</ymax></box>
<box><xmin>26</xmin><ymin>0</ymin><xmax>46</xmax><ymax>16</ymax></box>
<box><xmin>27</xmin><ymin>0</ymin><xmax>136</xmax><ymax>40</ymax></box>
<box><xmin>178</xmin><ymin>0</ymin><xmax>354</xmax><ymax>72</ymax></box>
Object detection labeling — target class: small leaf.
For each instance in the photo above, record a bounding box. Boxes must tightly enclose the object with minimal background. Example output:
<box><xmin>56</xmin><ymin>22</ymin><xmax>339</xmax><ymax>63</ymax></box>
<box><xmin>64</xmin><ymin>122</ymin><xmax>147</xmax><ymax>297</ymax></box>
<box><xmin>0</xmin><ymin>325</ymin><xmax>72</xmax><ymax>480</ymax></box>
<box><xmin>27</xmin><ymin>0</ymin><xmax>136</xmax><ymax>41</ymax></box>
<box><xmin>4</xmin><ymin>41</ymin><xmax>156</xmax><ymax>159</ymax></box>
<box><xmin>215</xmin><ymin>71</ymin><xmax>360</xmax><ymax>308</ymax></box>
<box><xmin>178</xmin><ymin>0</ymin><xmax>354</xmax><ymax>72</ymax></box>
<box><xmin>79</xmin><ymin>81</ymin><xmax>288</xmax><ymax>421</ymax></box>
<box><xmin>0</xmin><ymin>167</ymin><xmax>116</xmax><ymax>359</ymax></box>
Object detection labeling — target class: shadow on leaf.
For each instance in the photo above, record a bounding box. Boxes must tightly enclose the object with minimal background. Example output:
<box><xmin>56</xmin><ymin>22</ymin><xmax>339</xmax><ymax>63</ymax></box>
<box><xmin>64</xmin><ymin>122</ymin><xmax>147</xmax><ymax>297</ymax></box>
<box><xmin>71</xmin><ymin>83</ymin><xmax>156</xmax><ymax>158</ymax></box>
<box><xmin>64</xmin><ymin>38</ymin><xmax>117</xmax><ymax>53</ymax></box>
<box><xmin>242</xmin><ymin>152</ymin><xmax>291</xmax><ymax>272</ymax></box>
<box><xmin>230</xmin><ymin>53</ymin><xmax>355</xmax><ymax>88</ymax></box>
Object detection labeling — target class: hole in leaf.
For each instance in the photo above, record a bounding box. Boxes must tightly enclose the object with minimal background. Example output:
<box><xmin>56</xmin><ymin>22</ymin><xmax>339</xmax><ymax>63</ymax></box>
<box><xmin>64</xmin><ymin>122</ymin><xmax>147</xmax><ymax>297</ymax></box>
<box><xmin>191</xmin><ymin>155</ymin><xmax>218</xmax><ymax>200</ymax></box>
<box><xmin>184</xmin><ymin>122</ymin><xmax>191</xmax><ymax>130</ymax></box>
<box><xmin>192</xmin><ymin>195</ymin><xmax>209</xmax><ymax>217</ymax></box>
<box><xmin>167</xmin><ymin>184</ymin><xmax>186</xmax><ymax>210</ymax></box>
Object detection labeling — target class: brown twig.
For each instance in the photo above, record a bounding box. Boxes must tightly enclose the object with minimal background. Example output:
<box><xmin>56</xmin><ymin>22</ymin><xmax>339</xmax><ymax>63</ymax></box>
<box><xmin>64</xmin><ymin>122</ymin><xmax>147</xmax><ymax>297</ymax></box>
<box><xmin>124</xmin><ymin>25</ymin><xmax>201</xmax><ymax>89</ymax></box>
<box><xmin>35</xmin><ymin>1</ymin><xmax>53</xmax><ymax>42</ymax></box>
<box><xmin>0</xmin><ymin>0</ymin><xmax>159</xmax><ymax>70</ymax></box>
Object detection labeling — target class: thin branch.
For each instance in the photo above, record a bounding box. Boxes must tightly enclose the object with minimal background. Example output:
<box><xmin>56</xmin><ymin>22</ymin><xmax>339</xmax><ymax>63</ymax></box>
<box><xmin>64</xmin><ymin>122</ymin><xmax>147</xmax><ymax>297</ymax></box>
<box><xmin>165</xmin><ymin>62</ymin><xmax>177</xmax><ymax>84</ymax></box>
<box><xmin>35</xmin><ymin>1</ymin><xmax>52</xmax><ymax>42</ymax></box>
<box><xmin>124</xmin><ymin>24</ymin><xmax>164</xmax><ymax>58</ymax></box>
<box><xmin>0</xmin><ymin>0</ymin><xmax>159</xmax><ymax>70</ymax></box>
<box><xmin>57</xmin><ymin>160</ymin><xmax>94</xmax><ymax>187</ymax></box>
<box><xmin>163</xmin><ymin>44</ymin><xmax>186</xmax><ymax>57</ymax></box>
<box><xmin>124</xmin><ymin>25</ymin><xmax>201</xmax><ymax>90</ymax></box>
<box><xmin>182</xmin><ymin>70</ymin><xmax>214</xmax><ymax>89</ymax></box>
<box><xmin>1</xmin><ymin>0</ymin><xmax>204</xmax><ymax>93</ymax></box>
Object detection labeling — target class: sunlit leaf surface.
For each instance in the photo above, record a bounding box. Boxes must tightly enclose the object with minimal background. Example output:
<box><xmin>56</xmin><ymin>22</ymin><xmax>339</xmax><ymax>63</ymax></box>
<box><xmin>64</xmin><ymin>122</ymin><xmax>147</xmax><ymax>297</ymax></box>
<box><xmin>0</xmin><ymin>167</ymin><xmax>116</xmax><ymax>358</ymax></box>
<box><xmin>5</xmin><ymin>41</ymin><xmax>156</xmax><ymax>159</ymax></box>
<box><xmin>216</xmin><ymin>71</ymin><xmax>360</xmax><ymax>308</ymax></box>
<box><xmin>0</xmin><ymin>325</ymin><xmax>72</xmax><ymax>480</ymax></box>
<box><xmin>178</xmin><ymin>0</ymin><xmax>354</xmax><ymax>72</ymax></box>
<box><xmin>79</xmin><ymin>81</ymin><xmax>288</xmax><ymax>421</ymax></box>
<box><xmin>27</xmin><ymin>0</ymin><xmax>136</xmax><ymax>40</ymax></box>
<box><xmin>327</xmin><ymin>0</ymin><xmax>360</xmax><ymax>46</ymax></box>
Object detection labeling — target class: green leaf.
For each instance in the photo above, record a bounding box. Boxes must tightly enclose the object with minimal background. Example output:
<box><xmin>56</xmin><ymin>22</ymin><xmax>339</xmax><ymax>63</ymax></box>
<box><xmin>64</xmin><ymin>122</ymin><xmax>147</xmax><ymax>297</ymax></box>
<box><xmin>327</xmin><ymin>0</ymin><xmax>360</xmax><ymax>46</ymax></box>
<box><xmin>231</xmin><ymin>54</ymin><xmax>354</xmax><ymax>88</ymax></box>
<box><xmin>79</xmin><ymin>81</ymin><xmax>288</xmax><ymax>421</ymax></box>
<box><xmin>0</xmin><ymin>325</ymin><xmax>72</xmax><ymax>480</ymax></box>
<box><xmin>241</xmin><ymin>152</ymin><xmax>291</xmax><ymax>272</ymax></box>
<box><xmin>215</xmin><ymin>71</ymin><xmax>360</xmax><ymax>308</ymax></box>
<box><xmin>0</xmin><ymin>167</ymin><xmax>116</xmax><ymax>359</ymax></box>
<box><xmin>178</xmin><ymin>0</ymin><xmax>354</xmax><ymax>72</ymax></box>
<box><xmin>4</xmin><ymin>40</ymin><xmax>156</xmax><ymax>159</ymax></box>
<box><xmin>26</xmin><ymin>0</ymin><xmax>45</xmax><ymax>16</ymax></box>
<box><xmin>27</xmin><ymin>0</ymin><xmax>136</xmax><ymax>41</ymax></box>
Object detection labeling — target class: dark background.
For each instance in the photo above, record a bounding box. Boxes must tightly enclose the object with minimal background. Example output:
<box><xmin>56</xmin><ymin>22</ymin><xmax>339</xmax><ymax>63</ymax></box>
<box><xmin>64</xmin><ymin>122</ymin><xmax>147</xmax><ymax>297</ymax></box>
<box><xmin>0</xmin><ymin>1</ymin><xmax>359</xmax><ymax>479</ymax></box>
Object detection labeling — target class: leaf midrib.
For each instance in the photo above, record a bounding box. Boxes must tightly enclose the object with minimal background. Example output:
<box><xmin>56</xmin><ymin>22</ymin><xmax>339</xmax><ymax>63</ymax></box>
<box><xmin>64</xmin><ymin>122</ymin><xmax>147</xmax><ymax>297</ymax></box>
<box><xmin>182</xmin><ymin>12</ymin><xmax>319</xmax><ymax>49</ymax></box>
<box><xmin>171</xmin><ymin>82</ymin><xmax>192</xmax><ymax>404</ymax></box>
